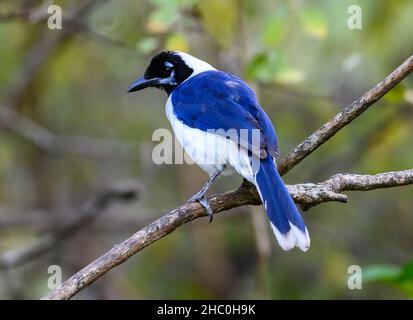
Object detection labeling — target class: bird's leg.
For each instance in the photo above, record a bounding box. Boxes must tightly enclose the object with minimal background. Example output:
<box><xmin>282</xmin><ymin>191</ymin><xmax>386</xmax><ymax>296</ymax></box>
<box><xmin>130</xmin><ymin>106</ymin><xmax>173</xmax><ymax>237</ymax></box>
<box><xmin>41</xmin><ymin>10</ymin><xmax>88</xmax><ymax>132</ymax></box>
<box><xmin>187</xmin><ymin>167</ymin><xmax>224</xmax><ymax>223</ymax></box>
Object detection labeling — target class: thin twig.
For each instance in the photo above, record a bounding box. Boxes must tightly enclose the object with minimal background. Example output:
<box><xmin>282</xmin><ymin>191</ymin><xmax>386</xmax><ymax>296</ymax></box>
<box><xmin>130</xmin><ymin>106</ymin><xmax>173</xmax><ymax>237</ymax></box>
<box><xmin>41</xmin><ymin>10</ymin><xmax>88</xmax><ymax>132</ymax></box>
<box><xmin>289</xmin><ymin>169</ymin><xmax>413</xmax><ymax>210</ymax></box>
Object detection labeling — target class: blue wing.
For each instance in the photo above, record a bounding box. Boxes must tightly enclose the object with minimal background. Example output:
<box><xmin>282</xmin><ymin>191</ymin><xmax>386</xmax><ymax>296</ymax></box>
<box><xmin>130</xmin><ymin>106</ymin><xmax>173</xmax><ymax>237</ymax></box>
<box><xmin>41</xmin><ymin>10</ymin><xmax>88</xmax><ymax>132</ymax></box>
<box><xmin>171</xmin><ymin>70</ymin><xmax>309</xmax><ymax>251</ymax></box>
<box><xmin>171</xmin><ymin>70</ymin><xmax>279</xmax><ymax>159</ymax></box>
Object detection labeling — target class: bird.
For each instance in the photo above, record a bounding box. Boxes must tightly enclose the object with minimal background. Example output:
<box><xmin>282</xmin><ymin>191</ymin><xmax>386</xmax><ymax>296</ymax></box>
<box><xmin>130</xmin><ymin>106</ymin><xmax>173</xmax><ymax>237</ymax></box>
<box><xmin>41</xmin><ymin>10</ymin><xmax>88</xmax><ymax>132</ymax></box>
<box><xmin>128</xmin><ymin>51</ymin><xmax>310</xmax><ymax>251</ymax></box>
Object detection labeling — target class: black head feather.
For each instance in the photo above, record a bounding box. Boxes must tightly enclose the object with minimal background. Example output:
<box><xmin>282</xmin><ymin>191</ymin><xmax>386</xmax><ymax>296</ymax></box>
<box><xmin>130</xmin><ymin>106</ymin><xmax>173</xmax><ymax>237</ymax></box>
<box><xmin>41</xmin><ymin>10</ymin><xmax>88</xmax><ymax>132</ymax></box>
<box><xmin>143</xmin><ymin>51</ymin><xmax>194</xmax><ymax>94</ymax></box>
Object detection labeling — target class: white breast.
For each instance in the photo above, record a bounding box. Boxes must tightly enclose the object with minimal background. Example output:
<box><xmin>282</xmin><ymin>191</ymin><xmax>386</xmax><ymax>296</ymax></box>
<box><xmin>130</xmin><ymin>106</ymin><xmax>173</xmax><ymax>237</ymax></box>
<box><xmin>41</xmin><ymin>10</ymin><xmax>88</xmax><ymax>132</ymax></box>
<box><xmin>165</xmin><ymin>97</ymin><xmax>254</xmax><ymax>181</ymax></box>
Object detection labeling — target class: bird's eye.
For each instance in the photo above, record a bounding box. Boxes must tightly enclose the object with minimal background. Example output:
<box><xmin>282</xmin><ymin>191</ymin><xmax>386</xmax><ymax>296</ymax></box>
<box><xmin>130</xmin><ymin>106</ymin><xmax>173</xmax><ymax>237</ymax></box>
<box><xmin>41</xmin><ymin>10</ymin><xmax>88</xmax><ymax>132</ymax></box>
<box><xmin>165</xmin><ymin>61</ymin><xmax>174</xmax><ymax>69</ymax></box>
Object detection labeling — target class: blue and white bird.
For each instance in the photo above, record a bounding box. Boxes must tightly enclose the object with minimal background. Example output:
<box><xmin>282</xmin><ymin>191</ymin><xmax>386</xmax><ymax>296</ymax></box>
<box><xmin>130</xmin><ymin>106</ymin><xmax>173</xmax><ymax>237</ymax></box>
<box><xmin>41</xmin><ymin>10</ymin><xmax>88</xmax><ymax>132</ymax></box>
<box><xmin>128</xmin><ymin>51</ymin><xmax>310</xmax><ymax>251</ymax></box>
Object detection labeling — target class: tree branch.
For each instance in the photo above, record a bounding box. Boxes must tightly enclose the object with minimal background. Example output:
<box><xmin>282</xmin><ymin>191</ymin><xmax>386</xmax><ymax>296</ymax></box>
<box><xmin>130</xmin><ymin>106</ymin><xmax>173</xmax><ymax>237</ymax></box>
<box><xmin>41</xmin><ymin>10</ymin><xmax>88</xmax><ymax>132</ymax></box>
<box><xmin>289</xmin><ymin>169</ymin><xmax>413</xmax><ymax>210</ymax></box>
<box><xmin>42</xmin><ymin>169</ymin><xmax>413</xmax><ymax>300</ymax></box>
<box><xmin>277</xmin><ymin>54</ymin><xmax>413</xmax><ymax>175</ymax></box>
<box><xmin>42</xmin><ymin>54</ymin><xmax>413</xmax><ymax>299</ymax></box>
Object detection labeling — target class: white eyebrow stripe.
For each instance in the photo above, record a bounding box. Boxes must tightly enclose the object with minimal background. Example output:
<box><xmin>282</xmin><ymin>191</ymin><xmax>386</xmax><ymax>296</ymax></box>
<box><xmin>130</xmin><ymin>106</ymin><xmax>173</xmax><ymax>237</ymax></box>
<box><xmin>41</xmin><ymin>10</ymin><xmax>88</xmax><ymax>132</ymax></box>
<box><xmin>165</xmin><ymin>61</ymin><xmax>174</xmax><ymax>68</ymax></box>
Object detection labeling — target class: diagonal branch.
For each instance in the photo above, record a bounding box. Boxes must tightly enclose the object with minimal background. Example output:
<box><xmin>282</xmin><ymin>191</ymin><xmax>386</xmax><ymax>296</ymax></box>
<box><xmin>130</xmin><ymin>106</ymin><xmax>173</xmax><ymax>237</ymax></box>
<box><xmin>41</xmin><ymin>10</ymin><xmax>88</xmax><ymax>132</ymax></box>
<box><xmin>42</xmin><ymin>169</ymin><xmax>413</xmax><ymax>300</ymax></box>
<box><xmin>277</xmin><ymin>54</ymin><xmax>413</xmax><ymax>175</ymax></box>
<box><xmin>42</xmin><ymin>54</ymin><xmax>413</xmax><ymax>300</ymax></box>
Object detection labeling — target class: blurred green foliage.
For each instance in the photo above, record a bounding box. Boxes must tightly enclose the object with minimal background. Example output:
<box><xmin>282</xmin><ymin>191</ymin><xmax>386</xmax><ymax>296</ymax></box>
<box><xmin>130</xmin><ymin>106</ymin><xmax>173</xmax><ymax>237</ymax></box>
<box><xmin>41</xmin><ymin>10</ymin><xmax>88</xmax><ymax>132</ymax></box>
<box><xmin>0</xmin><ymin>0</ymin><xmax>412</xmax><ymax>299</ymax></box>
<box><xmin>364</xmin><ymin>260</ymin><xmax>413</xmax><ymax>298</ymax></box>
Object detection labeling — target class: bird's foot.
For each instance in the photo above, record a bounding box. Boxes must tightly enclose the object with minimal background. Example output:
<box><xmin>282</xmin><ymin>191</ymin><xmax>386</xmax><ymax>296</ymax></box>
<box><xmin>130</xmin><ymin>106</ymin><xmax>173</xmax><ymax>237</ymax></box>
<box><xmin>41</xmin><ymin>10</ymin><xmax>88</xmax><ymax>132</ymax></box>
<box><xmin>187</xmin><ymin>193</ymin><xmax>214</xmax><ymax>223</ymax></box>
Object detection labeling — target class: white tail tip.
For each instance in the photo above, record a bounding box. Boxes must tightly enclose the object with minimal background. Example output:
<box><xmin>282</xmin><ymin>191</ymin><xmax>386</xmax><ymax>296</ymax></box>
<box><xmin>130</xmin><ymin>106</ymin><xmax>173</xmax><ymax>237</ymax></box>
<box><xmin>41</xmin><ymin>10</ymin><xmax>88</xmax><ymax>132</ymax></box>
<box><xmin>270</xmin><ymin>222</ymin><xmax>310</xmax><ymax>252</ymax></box>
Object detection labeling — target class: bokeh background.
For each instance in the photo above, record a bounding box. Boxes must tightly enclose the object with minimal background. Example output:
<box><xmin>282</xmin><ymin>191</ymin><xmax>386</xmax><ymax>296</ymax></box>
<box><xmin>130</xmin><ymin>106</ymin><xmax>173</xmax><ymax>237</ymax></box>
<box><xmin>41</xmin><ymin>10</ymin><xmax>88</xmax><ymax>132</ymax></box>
<box><xmin>1</xmin><ymin>0</ymin><xmax>413</xmax><ymax>299</ymax></box>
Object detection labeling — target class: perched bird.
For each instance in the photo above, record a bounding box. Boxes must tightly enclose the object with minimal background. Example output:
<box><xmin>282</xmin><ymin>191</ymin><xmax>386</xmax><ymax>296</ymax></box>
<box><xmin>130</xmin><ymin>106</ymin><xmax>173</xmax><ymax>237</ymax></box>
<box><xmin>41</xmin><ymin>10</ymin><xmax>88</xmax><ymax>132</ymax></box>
<box><xmin>128</xmin><ymin>51</ymin><xmax>310</xmax><ymax>251</ymax></box>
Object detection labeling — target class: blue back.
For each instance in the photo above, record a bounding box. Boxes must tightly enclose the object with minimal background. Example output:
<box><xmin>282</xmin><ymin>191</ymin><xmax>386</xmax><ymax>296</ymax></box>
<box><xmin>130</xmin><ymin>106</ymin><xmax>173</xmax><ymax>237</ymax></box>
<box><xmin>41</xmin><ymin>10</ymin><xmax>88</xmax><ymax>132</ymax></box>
<box><xmin>171</xmin><ymin>70</ymin><xmax>279</xmax><ymax>159</ymax></box>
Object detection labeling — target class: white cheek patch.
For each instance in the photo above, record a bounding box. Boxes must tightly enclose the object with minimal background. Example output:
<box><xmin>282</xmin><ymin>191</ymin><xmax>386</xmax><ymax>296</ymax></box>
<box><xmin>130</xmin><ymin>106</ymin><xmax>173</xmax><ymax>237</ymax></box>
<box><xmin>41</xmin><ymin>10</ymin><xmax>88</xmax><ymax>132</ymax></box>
<box><xmin>165</xmin><ymin>61</ymin><xmax>174</xmax><ymax>68</ymax></box>
<box><xmin>174</xmin><ymin>51</ymin><xmax>216</xmax><ymax>81</ymax></box>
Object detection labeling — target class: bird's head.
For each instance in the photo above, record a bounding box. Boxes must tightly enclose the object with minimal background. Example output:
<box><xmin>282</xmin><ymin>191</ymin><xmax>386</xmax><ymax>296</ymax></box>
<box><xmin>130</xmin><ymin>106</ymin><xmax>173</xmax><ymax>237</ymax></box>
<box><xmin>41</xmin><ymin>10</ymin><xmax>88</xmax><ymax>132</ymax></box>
<box><xmin>127</xmin><ymin>51</ymin><xmax>215</xmax><ymax>95</ymax></box>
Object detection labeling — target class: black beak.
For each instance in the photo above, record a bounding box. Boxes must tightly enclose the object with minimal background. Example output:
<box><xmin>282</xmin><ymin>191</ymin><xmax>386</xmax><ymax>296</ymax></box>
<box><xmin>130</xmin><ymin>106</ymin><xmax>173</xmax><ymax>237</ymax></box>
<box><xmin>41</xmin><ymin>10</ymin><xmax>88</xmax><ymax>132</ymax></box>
<box><xmin>127</xmin><ymin>76</ymin><xmax>157</xmax><ymax>92</ymax></box>
<box><xmin>127</xmin><ymin>75</ymin><xmax>177</xmax><ymax>93</ymax></box>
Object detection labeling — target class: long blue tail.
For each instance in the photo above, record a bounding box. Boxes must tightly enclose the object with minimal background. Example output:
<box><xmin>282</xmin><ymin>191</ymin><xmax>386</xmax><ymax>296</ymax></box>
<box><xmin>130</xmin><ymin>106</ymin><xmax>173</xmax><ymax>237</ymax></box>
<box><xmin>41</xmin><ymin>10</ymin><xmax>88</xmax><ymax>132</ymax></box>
<box><xmin>254</xmin><ymin>157</ymin><xmax>310</xmax><ymax>251</ymax></box>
